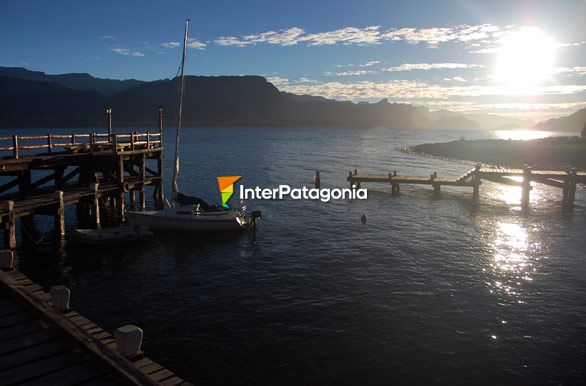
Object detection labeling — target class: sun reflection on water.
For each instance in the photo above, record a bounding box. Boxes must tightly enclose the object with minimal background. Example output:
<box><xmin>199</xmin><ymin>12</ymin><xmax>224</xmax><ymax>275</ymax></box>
<box><xmin>494</xmin><ymin>130</ymin><xmax>554</xmax><ymax>141</ymax></box>
<box><xmin>488</xmin><ymin>222</ymin><xmax>539</xmax><ymax>300</ymax></box>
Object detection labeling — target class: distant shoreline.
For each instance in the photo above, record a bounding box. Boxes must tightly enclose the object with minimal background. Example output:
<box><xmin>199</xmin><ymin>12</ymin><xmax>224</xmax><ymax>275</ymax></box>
<box><xmin>411</xmin><ymin>136</ymin><xmax>586</xmax><ymax>170</ymax></box>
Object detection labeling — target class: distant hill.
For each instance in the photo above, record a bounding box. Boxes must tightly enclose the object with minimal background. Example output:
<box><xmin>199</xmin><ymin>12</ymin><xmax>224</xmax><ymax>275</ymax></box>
<box><xmin>0</xmin><ymin>66</ymin><xmax>500</xmax><ymax>130</ymax></box>
<box><xmin>0</xmin><ymin>67</ymin><xmax>144</xmax><ymax>97</ymax></box>
<box><xmin>0</xmin><ymin>76</ymin><xmax>106</xmax><ymax>127</ymax></box>
<box><xmin>535</xmin><ymin>106</ymin><xmax>586</xmax><ymax>132</ymax></box>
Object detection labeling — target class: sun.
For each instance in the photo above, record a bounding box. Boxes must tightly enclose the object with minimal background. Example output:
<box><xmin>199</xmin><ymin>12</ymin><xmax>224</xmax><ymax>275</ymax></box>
<box><xmin>494</xmin><ymin>28</ymin><xmax>557</xmax><ymax>87</ymax></box>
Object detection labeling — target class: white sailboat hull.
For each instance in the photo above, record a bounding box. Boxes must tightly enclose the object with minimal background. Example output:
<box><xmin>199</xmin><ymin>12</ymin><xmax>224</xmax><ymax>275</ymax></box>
<box><xmin>126</xmin><ymin>208</ymin><xmax>245</xmax><ymax>232</ymax></box>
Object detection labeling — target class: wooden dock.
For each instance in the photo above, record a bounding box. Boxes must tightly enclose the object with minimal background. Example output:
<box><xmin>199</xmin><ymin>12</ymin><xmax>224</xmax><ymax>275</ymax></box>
<box><xmin>0</xmin><ymin>264</ymin><xmax>192</xmax><ymax>385</ymax></box>
<box><xmin>347</xmin><ymin>164</ymin><xmax>585</xmax><ymax>209</ymax></box>
<box><xmin>1</xmin><ymin>108</ymin><xmax>166</xmax><ymax>250</ymax></box>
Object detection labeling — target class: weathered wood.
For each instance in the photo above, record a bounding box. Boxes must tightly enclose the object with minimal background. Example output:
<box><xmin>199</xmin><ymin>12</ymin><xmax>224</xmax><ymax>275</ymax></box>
<box><xmin>140</xmin><ymin>154</ymin><xmax>146</xmax><ymax>209</ymax></box>
<box><xmin>90</xmin><ymin>183</ymin><xmax>101</xmax><ymax>228</ymax></box>
<box><xmin>55</xmin><ymin>190</ymin><xmax>65</xmax><ymax>238</ymax></box>
<box><xmin>472</xmin><ymin>164</ymin><xmax>481</xmax><ymax>200</ymax></box>
<box><xmin>3</xmin><ymin>200</ymin><xmax>16</xmax><ymax>250</ymax></box>
<box><xmin>566</xmin><ymin>168</ymin><xmax>577</xmax><ymax>208</ymax></box>
<box><xmin>521</xmin><ymin>165</ymin><xmax>532</xmax><ymax>209</ymax></box>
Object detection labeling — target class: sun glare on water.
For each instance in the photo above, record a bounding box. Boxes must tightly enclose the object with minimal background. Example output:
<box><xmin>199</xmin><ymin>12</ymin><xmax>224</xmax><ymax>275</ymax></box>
<box><xmin>494</xmin><ymin>28</ymin><xmax>557</xmax><ymax>88</ymax></box>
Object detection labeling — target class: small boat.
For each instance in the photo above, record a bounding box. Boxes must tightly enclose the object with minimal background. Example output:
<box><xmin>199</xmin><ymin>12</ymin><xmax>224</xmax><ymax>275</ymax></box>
<box><xmin>70</xmin><ymin>226</ymin><xmax>153</xmax><ymax>245</ymax></box>
<box><xmin>127</xmin><ymin>206</ymin><xmax>246</xmax><ymax>232</ymax></box>
<box><xmin>126</xmin><ymin>20</ymin><xmax>260</xmax><ymax>234</ymax></box>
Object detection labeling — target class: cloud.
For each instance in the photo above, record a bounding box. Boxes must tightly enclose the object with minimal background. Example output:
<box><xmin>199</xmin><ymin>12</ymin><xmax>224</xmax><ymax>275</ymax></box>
<box><xmin>214</xmin><ymin>36</ymin><xmax>252</xmax><ymax>47</ymax></box>
<box><xmin>101</xmin><ymin>35</ymin><xmax>115</xmax><ymax>40</ymax></box>
<box><xmin>302</xmin><ymin>26</ymin><xmax>381</xmax><ymax>46</ymax></box>
<box><xmin>325</xmin><ymin>70</ymin><xmax>377</xmax><ymax>77</ymax></box>
<box><xmin>384</xmin><ymin>63</ymin><xmax>483</xmax><ymax>72</ymax></box>
<box><xmin>296</xmin><ymin>77</ymin><xmax>320</xmax><ymax>84</ymax></box>
<box><xmin>278</xmin><ymin>79</ymin><xmax>586</xmax><ymax>101</ymax></box>
<box><xmin>111</xmin><ymin>48</ymin><xmax>145</xmax><ymax>57</ymax></box>
<box><xmin>266</xmin><ymin>76</ymin><xmax>289</xmax><ymax>87</ymax></box>
<box><xmin>213</xmin><ymin>26</ymin><xmax>382</xmax><ymax>47</ymax></box>
<box><xmin>161</xmin><ymin>41</ymin><xmax>181</xmax><ymax>48</ymax></box>
<box><xmin>161</xmin><ymin>39</ymin><xmax>206</xmax><ymax>50</ymax></box>
<box><xmin>243</xmin><ymin>27</ymin><xmax>305</xmax><ymax>46</ymax></box>
<box><xmin>358</xmin><ymin>60</ymin><xmax>380</xmax><ymax>67</ymax></box>
<box><xmin>554</xmin><ymin>66</ymin><xmax>586</xmax><ymax>76</ymax></box>
<box><xmin>443</xmin><ymin>77</ymin><xmax>467</xmax><ymax>82</ymax></box>
<box><xmin>187</xmin><ymin>38</ymin><xmax>207</xmax><ymax>50</ymax></box>
<box><xmin>209</xmin><ymin>23</ymin><xmax>531</xmax><ymax>51</ymax></box>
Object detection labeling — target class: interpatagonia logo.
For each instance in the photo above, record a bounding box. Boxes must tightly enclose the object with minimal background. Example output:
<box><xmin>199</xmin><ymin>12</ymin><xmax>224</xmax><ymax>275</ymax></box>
<box><xmin>217</xmin><ymin>176</ymin><xmax>241</xmax><ymax>208</ymax></box>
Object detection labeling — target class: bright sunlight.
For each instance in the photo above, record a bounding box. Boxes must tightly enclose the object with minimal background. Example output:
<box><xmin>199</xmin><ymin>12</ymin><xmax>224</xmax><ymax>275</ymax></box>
<box><xmin>494</xmin><ymin>27</ymin><xmax>557</xmax><ymax>87</ymax></box>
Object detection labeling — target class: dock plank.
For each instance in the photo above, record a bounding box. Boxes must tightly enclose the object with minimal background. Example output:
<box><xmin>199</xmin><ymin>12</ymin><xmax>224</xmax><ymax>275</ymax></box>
<box><xmin>0</xmin><ymin>328</ymin><xmax>57</xmax><ymax>356</ymax></box>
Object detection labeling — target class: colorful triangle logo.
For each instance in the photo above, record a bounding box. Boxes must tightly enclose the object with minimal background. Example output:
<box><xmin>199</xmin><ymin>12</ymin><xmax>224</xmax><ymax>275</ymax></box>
<box><xmin>217</xmin><ymin>176</ymin><xmax>241</xmax><ymax>208</ymax></box>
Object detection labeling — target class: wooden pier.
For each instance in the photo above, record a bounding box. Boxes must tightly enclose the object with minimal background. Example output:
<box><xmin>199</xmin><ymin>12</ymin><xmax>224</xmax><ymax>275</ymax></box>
<box><xmin>0</xmin><ymin>262</ymin><xmax>193</xmax><ymax>385</ymax></box>
<box><xmin>347</xmin><ymin>164</ymin><xmax>585</xmax><ymax>209</ymax></box>
<box><xmin>1</xmin><ymin>108</ymin><xmax>165</xmax><ymax>250</ymax></box>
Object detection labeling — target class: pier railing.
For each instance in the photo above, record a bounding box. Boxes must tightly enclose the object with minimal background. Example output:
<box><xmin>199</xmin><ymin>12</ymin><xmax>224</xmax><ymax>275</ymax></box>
<box><xmin>0</xmin><ymin>131</ymin><xmax>162</xmax><ymax>159</ymax></box>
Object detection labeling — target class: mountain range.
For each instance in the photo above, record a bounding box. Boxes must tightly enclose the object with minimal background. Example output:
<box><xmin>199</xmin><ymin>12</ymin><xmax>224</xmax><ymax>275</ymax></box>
<box><xmin>0</xmin><ymin>66</ymin><xmax>581</xmax><ymax>131</ymax></box>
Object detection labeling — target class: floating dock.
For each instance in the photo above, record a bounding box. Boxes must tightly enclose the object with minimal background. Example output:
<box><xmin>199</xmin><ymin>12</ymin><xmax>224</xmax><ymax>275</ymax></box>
<box><xmin>0</xmin><ymin>108</ymin><xmax>165</xmax><ymax>250</ymax></box>
<box><xmin>347</xmin><ymin>164</ymin><xmax>585</xmax><ymax>209</ymax></box>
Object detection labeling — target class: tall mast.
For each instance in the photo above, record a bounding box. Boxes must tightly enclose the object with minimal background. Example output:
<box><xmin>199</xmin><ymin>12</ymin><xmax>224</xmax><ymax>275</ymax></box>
<box><xmin>172</xmin><ymin>19</ymin><xmax>190</xmax><ymax>201</ymax></box>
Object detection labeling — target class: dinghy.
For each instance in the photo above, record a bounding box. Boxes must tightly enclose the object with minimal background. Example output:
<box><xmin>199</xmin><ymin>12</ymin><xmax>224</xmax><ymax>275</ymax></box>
<box><xmin>70</xmin><ymin>226</ymin><xmax>153</xmax><ymax>245</ymax></box>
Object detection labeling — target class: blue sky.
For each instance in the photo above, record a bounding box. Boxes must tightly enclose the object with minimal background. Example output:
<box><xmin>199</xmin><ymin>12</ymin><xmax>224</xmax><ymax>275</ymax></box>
<box><xmin>1</xmin><ymin>0</ymin><xmax>585</xmax><ymax>121</ymax></box>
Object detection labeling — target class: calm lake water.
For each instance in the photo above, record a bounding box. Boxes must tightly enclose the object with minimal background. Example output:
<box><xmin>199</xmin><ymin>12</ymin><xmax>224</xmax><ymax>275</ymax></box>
<box><xmin>9</xmin><ymin>127</ymin><xmax>586</xmax><ymax>385</ymax></box>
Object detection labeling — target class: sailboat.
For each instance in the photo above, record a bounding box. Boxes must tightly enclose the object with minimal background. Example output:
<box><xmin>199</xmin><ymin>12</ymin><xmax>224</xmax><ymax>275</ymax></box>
<box><xmin>126</xmin><ymin>20</ymin><xmax>259</xmax><ymax>233</ymax></box>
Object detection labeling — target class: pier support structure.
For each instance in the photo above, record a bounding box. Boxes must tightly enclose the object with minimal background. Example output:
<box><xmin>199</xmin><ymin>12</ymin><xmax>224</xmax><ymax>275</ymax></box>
<box><xmin>472</xmin><ymin>164</ymin><xmax>481</xmax><ymax>200</ymax></box>
<box><xmin>521</xmin><ymin>165</ymin><xmax>532</xmax><ymax>210</ymax></box>
<box><xmin>0</xmin><ymin>108</ymin><xmax>164</xmax><ymax>249</ymax></box>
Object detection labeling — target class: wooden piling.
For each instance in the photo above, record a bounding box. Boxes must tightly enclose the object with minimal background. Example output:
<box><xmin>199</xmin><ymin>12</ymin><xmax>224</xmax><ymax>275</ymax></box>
<box><xmin>90</xmin><ymin>183</ymin><xmax>100</xmax><ymax>229</ymax></box>
<box><xmin>315</xmin><ymin>171</ymin><xmax>321</xmax><ymax>189</ymax></box>
<box><xmin>566</xmin><ymin>168</ymin><xmax>577</xmax><ymax>208</ymax></box>
<box><xmin>106</xmin><ymin>107</ymin><xmax>112</xmax><ymax>136</ymax></box>
<box><xmin>3</xmin><ymin>200</ymin><xmax>16</xmax><ymax>250</ymax></box>
<box><xmin>140</xmin><ymin>154</ymin><xmax>146</xmax><ymax>209</ymax></box>
<box><xmin>55</xmin><ymin>191</ymin><xmax>65</xmax><ymax>239</ymax></box>
<box><xmin>472</xmin><ymin>164</ymin><xmax>481</xmax><ymax>200</ymax></box>
<box><xmin>521</xmin><ymin>165</ymin><xmax>532</xmax><ymax>209</ymax></box>
<box><xmin>118</xmin><ymin>158</ymin><xmax>125</xmax><ymax>222</ymax></box>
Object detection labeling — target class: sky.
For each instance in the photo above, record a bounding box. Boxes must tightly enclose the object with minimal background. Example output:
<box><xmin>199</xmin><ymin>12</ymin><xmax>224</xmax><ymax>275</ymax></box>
<box><xmin>1</xmin><ymin>0</ymin><xmax>586</xmax><ymax>122</ymax></box>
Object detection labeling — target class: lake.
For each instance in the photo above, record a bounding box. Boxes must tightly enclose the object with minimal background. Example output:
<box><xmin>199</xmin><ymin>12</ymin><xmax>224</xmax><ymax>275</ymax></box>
<box><xmin>11</xmin><ymin>127</ymin><xmax>586</xmax><ymax>385</ymax></box>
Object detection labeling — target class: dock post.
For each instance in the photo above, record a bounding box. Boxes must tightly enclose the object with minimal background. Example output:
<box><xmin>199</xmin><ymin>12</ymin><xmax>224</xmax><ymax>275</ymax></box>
<box><xmin>348</xmin><ymin>171</ymin><xmax>354</xmax><ymax>188</ymax></box>
<box><xmin>139</xmin><ymin>154</ymin><xmax>146</xmax><ymax>209</ymax></box>
<box><xmin>50</xmin><ymin>285</ymin><xmax>71</xmax><ymax>311</ymax></box>
<box><xmin>566</xmin><ymin>168</ymin><xmax>577</xmax><ymax>209</ymax></box>
<box><xmin>3</xmin><ymin>201</ymin><xmax>16</xmax><ymax>250</ymax></box>
<box><xmin>114</xmin><ymin>325</ymin><xmax>144</xmax><ymax>358</ymax></box>
<box><xmin>90</xmin><ymin>183</ymin><xmax>101</xmax><ymax>229</ymax></box>
<box><xmin>472</xmin><ymin>164</ymin><xmax>481</xmax><ymax>200</ymax></box>
<box><xmin>315</xmin><ymin>171</ymin><xmax>321</xmax><ymax>189</ymax></box>
<box><xmin>433</xmin><ymin>183</ymin><xmax>441</xmax><ymax>195</ymax></box>
<box><xmin>106</xmin><ymin>107</ymin><xmax>112</xmax><ymax>136</ymax></box>
<box><xmin>55</xmin><ymin>191</ymin><xmax>65</xmax><ymax>239</ymax></box>
<box><xmin>521</xmin><ymin>164</ymin><xmax>532</xmax><ymax>210</ymax></box>
<box><xmin>118</xmin><ymin>157</ymin><xmax>125</xmax><ymax>222</ymax></box>
<box><xmin>0</xmin><ymin>250</ymin><xmax>14</xmax><ymax>270</ymax></box>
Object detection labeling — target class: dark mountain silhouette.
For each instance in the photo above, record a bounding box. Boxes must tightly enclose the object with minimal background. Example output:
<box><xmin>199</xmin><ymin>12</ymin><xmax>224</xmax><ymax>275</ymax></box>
<box><xmin>0</xmin><ymin>76</ymin><xmax>106</xmax><ymax>127</ymax></box>
<box><xmin>0</xmin><ymin>67</ymin><xmax>144</xmax><ymax>96</ymax></box>
<box><xmin>0</xmin><ymin>67</ymin><xmax>499</xmax><ymax>130</ymax></box>
<box><xmin>535</xmin><ymin>107</ymin><xmax>586</xmax><ymax>132</ymax></box>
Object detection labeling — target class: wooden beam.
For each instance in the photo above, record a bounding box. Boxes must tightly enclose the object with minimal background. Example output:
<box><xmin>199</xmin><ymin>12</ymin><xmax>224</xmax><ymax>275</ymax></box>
<box><xmin>521</xmin><ymin>165</ymin><xmax>531</xmax><ymax>210</ymax></box>
<box><xmin>3</xmin><ymin>200</ymin><xmax>16</xmax><ymax>249</ymax></box>
<box><xmin>0</xmin><ymin>178</ymin><xmax>20</xmax><ymax>195</ymax></box>
<box><xmin>55</xmin><ymin>191</ymin><xmax>65</xmax><ymax>239</ymax></box>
